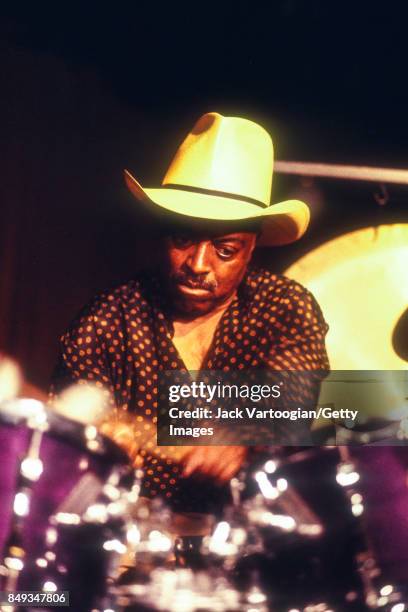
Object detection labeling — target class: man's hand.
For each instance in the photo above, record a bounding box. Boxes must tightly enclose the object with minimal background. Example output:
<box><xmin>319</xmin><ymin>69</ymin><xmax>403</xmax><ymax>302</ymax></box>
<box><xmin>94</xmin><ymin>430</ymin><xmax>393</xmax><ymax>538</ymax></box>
<box><xmin>99</xmin><ymin>415</ymin><xmax>247</xmax><ymax>481</ymax></box>
<box><xmin>182</xmin><ymin>446</ymin><xmax>247</xmax><ymax>482</ymax></box>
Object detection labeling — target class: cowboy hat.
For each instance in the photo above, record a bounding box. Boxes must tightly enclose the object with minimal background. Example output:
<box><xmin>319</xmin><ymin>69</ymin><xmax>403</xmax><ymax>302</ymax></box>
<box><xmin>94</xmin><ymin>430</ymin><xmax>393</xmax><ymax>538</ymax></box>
<box><xmin>124</xmin><ymin>112</ymin><xmax>310</xmax><ymax>246</ymax></box>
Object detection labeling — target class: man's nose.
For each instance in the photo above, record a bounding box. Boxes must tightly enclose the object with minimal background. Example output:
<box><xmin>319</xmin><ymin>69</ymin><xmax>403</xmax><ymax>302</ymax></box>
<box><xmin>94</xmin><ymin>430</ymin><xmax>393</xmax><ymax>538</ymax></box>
<box><xmin>186</xmin><ymin>242</ymin><xmax>211</xmax><ymax>275</ymax></box>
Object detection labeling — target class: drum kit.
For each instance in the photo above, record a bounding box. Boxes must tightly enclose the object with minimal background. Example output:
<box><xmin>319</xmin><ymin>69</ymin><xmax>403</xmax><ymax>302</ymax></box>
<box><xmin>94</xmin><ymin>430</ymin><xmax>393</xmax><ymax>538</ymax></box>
<box><xmin>0</xmin><ymin>393</ymin><xmax>407</xmax><ymax>612</ymax></box>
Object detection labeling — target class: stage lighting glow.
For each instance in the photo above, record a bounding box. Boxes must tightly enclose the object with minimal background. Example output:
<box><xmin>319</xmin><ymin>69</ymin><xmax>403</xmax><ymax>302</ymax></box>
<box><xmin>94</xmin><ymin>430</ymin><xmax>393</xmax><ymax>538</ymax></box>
<box><xmin>21</xmin><ymin>457</ymin><xmax>43</xmax><ymax>481</ymax></box>
<box><xmin>255</xmin><ymin>471</ymin><xmax>280</xmax><ymax>499</ymax></box>
<box><xmin>45</xmin><ymin>551</ymin><xmax>56</xmax><ymax>561</ymax></box>
<box><xmin>5</xmin><ymin>557</ymin><xmax>24</xmax><ymax>571</ymax></box>
<box><xmin>380</xmin><ymin>585</ymin><xmax>394</xmax><ymax>596</ymax></box>
<box><xmin>350</xmin><ymin>493</ymin><xmax>363</xmax><ymax>504</ymax></box>
<box><xmin>103</xmin><ymin>539</ymin><xmax>127</xmax><ymax>554</ymax></box>
<box><xmin>276</xmin><ymin>478</ymin><xmax>288</xmax><ymax>492</ymax></box>
<box><xmin>127</xmin><ymin>524</ymin><xmax>141</xmax><ymax>545</ymax></box>
<box><xmin>103</xmin><ymin>483</ymin><xmax>121</xmax><ymax>501</ymax></box>
<box><xmin>211</xmin><ymin>521</ymin><xmax>230</xmax><ymax>544</ymax></box>
<box><xmin>267</xmin><ymin>513</ymin><xmax>296</xmax><ymax>531</ymax></box>
<box><xmin>231</xmin><ymin>527</ymin><xmax>246</xmax><ymax>546</ymax></box>
<box><xmin>264</xmin><ymin>459</ymin><xmax>277</xmax><ymax>473</ymax></box>
<box><xmin>147</xmin><ymin>530</ymin><xmax>172</xmax><ymax>552</ymax></box>
<box><xmin>54</xmin><ymin>512</ymin><xmax>81</xmax><ymax>525</ymax></box>
<box><xmin>297</xmin><ymin>523</ymin><xmax>323</xmax><ymax>536</ymax></box>
<box><xmin>85</xmin><ymin>503</ymin><xmax>109</xmax><ymax>523</ymax></box>
<box><xmin>351</xmin><ymin>503</ymin><xmax>364</xmax><ymax>517</ymax></box>
<box><xmin>391</xmin><ymin>604</ymin><xmax>405</xmax><ymax>612</ymax></box>
<box><xmin>209</xmin><ymin>521</ymin><xmax>238</xmax><ymax>555</ymax></box>
<box><xmin>247</xmin><ymin>587</ymin><xmax>267</xmax><ymax>604</ymax></box>
<box><xmin>13</xmin><ymin>492</ymin><xmax>29</xmax><ymax>517</ymax></box>
<box><xmin>378</xmin><ymin>596</ymin><xmax>389</xmax><ymax>606</ymax></box>
<box><xmin>336</xmin><ymin>463</ymin><xmax>360</xmax><ymax>487</ymax></box>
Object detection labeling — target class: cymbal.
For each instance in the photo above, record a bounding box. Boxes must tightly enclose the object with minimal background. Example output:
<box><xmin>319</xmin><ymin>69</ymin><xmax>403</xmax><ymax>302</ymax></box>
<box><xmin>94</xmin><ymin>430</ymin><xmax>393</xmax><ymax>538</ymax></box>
<box><xmin>285</xmin><ymin>224</ymin><xmax>408</xmax><ymax>370</ymax></box>
<box><xmin>285</xmin><ymin>224</ymin><xmax>408</xmax><ymax>422</ymax></box>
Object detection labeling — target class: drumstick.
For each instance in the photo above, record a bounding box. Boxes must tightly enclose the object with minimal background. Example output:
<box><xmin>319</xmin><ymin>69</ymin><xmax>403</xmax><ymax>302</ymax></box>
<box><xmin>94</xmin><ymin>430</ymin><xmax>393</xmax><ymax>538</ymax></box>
<box><xmin>49</xmin><ymin>382</ymin><xmax>188</xmax><ymax>465</ymax></box>
<box><xmin>52</xmin><ymin>382</ymin><xmax>243</xmax><ymax>470</ymax></box>
<box><xmin>98</xmin><ymin>410</ymin><xmax>193</xmax><ymax>467</ymax></box>
<box><xmin>52</xmin><ymin>383</ymin><xmax>111</xmax><ymax>425</ymax></box>
<box><xmin>98</xmin><ymin>408</ymin><xmax>245</xmax><ymax>469</ymax></box>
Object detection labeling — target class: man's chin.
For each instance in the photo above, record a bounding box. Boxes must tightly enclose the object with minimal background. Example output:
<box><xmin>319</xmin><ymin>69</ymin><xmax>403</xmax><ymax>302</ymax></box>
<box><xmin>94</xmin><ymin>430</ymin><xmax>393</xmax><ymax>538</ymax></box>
<box><xmin>174</xmin><ymin>297</ymin><xmax>215</xmax><ymax>316</ymax></box>
<box><xmin>172</xmin><ymin>290</ymin><xmax>217</xmax><ymax>316</ymax></box>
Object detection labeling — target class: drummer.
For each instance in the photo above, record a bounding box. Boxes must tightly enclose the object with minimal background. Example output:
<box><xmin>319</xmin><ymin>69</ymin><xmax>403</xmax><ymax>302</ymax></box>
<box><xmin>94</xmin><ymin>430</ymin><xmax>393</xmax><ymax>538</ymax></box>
<box><xmin>50</xmin><ymin>112</ymin><xmax>329</xmax><ymax>530</ymax></box>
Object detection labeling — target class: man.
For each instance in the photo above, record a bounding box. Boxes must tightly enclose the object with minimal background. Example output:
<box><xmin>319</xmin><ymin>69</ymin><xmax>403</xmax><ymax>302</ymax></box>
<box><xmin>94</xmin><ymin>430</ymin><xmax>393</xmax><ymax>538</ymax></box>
<box><xmin>51</xmin><ymin>112</ymin><xmax>329</xmax><ymax>516</ymax></box>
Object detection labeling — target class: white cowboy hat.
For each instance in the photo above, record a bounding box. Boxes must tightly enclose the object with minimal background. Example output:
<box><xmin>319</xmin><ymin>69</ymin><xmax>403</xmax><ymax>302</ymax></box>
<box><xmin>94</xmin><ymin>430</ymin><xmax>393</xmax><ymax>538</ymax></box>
<box><xmin>124</xmin><ymin>112</ymin><xmax>310</xmax><ymax>245</ymax></box>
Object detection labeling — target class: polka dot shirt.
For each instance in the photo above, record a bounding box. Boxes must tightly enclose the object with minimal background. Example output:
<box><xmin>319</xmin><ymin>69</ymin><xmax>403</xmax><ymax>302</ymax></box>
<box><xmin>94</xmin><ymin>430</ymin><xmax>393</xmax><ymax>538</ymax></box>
<box><xmin>50</xmin><ymin>267</ymin><xmax>329</xmax><ymax>512</ymax></box>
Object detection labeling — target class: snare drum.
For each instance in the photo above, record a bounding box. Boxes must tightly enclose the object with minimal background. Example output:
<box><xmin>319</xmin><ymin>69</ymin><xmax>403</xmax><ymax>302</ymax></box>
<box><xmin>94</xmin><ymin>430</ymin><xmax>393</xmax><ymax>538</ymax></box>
<box><xmin>0</xmin><ymin>398</ymin><xmax>134</xmax><ymax>611</ymax></box>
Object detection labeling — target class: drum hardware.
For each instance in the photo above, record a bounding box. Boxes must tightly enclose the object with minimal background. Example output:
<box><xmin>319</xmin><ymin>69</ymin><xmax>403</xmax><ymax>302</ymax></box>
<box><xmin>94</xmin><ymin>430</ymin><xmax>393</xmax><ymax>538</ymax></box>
<box><xmin>231</xmin><ymin>460</ymin><xmax>324</xmax><ymax>542</ymax></box>
<box><xmin>0</xmin><ymin>398</ymin><xmax>138</xmax><ymax>611</ymax></box>
<box><xmin>110</xmin><ymin>566</ymin><xmax>243</xmax><ymax>612</ymax></box>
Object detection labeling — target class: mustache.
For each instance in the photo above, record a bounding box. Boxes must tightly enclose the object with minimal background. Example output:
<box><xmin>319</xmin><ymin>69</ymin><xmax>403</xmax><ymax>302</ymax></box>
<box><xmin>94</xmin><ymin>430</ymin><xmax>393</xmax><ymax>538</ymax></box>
<box><xmin>171</xmin><ymin>270</ymin><xmax>218</xmax><ymax>292</ymax></box>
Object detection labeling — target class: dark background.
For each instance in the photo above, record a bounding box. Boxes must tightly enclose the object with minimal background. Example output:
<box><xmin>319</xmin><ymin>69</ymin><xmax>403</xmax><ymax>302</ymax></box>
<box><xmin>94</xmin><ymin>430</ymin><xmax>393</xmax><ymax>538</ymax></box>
<box><xmin>1</xmin><ymin>2</ymin><xmax>407</xmax><ymax>389</ymax></box>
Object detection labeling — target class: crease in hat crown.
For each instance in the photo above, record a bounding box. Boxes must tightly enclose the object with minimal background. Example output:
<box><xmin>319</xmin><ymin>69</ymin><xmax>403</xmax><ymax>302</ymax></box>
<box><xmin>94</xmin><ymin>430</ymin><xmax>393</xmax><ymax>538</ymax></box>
<box><xmin>124</xmin><ymin>111</ymin><xmax>310</xmax><ymax>246</ymax></box>
<box><xmin>161</xmin><ymin>112</ymin><xmax>274</xmax><ymax>207</ymax></box>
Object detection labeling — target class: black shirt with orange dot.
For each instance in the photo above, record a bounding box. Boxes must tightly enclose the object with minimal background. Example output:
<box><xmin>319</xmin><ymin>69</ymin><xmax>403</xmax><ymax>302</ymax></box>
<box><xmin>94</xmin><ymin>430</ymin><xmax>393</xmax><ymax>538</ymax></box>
<box><xmin>50</xmin><ymin>266</ymin><xmax>329</xmax><ymax>513</ymax></box>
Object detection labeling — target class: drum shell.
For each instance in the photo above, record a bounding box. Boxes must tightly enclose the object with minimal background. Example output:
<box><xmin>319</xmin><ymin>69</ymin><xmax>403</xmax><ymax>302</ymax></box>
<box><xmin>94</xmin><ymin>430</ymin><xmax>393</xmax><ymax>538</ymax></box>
<box><xmin>0</xmin><ymin>420</ymin><xmax>122</xmax><ymax>557</ymax></box>
<box><xmin>353</xmin><ymin>446</ymin><xmax>408</xmax><ymax>584</ymax></box>
<box><xmin>0</xmin><ymin>401</ymin><xmax>130</xmax><ymax>610</ymax></box>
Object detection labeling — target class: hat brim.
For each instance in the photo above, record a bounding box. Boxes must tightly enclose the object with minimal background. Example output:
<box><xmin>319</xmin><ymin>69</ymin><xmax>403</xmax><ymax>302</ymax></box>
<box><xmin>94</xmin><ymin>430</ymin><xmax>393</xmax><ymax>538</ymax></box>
<box><xmin>124</xmin><ymin>170</ymin><xmax>310</xmax><ymax>246</ymax></box>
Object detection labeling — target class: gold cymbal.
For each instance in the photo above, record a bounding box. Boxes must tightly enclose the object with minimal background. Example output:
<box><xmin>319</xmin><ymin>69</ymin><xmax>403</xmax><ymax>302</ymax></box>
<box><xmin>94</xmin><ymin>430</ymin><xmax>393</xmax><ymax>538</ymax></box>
<box><xmin>285</xmin><ymin>224</ymin><xmax>408</xmax><ymax>370</ymax></box>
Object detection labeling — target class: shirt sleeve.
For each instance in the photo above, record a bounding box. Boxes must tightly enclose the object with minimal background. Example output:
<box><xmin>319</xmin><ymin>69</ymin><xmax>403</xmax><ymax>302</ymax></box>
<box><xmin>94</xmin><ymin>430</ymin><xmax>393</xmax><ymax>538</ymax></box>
<box><xmin>49</xmin><ymin>297</ymin><xmax>149</xmax><ymax>462</ymax></box>
<box><xmin>49</xmin><ymin>297</ymin><xmax>121</xmax><ymax>409</ymax></box>
<box><xmin>266</xmin><ymin>280</ymin><xmax>330</xmax><ymax>373</ymax></box>
<box><xmin>261</xmin><ymin>280</ymin><xmax>330</xmax><ymax>442</ymax></box>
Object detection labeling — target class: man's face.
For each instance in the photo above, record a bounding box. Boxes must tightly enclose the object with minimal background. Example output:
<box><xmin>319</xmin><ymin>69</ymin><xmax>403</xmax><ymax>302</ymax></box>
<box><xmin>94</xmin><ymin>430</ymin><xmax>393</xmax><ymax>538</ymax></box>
<box><xmin>164</xmin><ymin>228</ymin><xmax>257</xmax><ymax>316</ymax></box>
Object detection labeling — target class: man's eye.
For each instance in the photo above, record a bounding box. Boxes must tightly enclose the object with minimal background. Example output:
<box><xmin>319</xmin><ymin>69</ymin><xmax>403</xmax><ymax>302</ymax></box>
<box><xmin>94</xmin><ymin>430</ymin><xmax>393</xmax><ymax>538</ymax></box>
<box><xmin>216</xmin><ymin>245</ymin><xmax>238</xmax><ymax>259</ymax></box>
<box><xmin>171</xmin><ymin>236</ymin><xmax>192</xmax><ymax>248</ymax></box>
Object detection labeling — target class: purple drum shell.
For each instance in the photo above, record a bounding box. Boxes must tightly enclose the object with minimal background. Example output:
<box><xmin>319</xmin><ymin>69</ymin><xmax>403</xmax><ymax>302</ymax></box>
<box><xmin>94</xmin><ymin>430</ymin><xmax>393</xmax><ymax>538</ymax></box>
<box><xmin>0</xmin><ymin>410</ymin><xmax>129</xmax><ymax>604</ymax></box>
<box><xmin>354</xmin><ymin>446</ymin><xmax>408</xmax><ymax>583</ymax></box>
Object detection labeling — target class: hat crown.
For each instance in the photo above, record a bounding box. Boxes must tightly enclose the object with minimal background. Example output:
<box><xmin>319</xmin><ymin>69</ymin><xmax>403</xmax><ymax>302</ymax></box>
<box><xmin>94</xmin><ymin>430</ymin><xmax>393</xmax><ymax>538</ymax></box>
<box><xmin>162</xmin><ymin>112</ymin><xmax>274</xmax><ymax>207</ymax></box>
